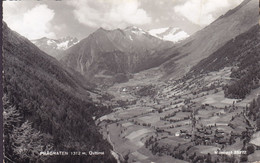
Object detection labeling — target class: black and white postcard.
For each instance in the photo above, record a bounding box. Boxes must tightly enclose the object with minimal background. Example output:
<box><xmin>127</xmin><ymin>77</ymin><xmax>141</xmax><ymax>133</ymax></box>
<box><xmin>2</xmin><ymin>0</ymin><xmax>260</xmax><ymax>162</ymax></box>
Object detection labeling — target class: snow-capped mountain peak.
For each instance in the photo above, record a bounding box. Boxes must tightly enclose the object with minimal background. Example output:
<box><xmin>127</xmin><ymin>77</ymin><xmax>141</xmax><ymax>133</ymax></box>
<box><xmin>31</xmin><ymin>36</ymin><xmax>79</xmax><ymax>59</ymax></box>
<box><xmin>32</xmin><ymin>36</ymin><xmax>78</xmax><ymax>50</ymax></box>
<box><xmin>149</xmin><ymin>27</ymin><xmax>189</xmax><ymax>43</ymax></box>
<box><xmin>124</xmin><ymin>26</ymin><xmax>147</xmax><ymax>35</ymax></box>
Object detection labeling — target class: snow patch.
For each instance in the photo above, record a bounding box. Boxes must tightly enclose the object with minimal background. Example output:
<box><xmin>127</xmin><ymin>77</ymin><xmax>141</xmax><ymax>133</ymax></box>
<box><xmin>131</xmin><ymin>30</ymin><xmax>146</xmax><ymax>35</ymax></box>
<box><xmin>149</xmin><ymin>27</ymin><xmax>189</xmax><ymax>43</ymax></box>
<box><xmin>125</xmin><ymin>26</ymin><xmax>147</xmax><ymax>35</ymax></box>
<box><xmin>163</xmin><ymin>31</ymin><xmax>189</xmax><ymax>43</ymax></box>
<box><xmin>129</xmin><ymin>35</ymin><xmax>133</xmax><ymax>41</ymax></box>
<box><xmin>149</xmin><ymin>28</ymin><xmax>169</xmax><ymax>36</ymax></box>
<box><xmin>47</xmin><ymin>40</ymin><xmax>55</xmax><ymax>45</ymax></box>
<box><xmin>57</xmin><ymin>40</ymin><xmax>69</xmax><ymax>50</ymax></box>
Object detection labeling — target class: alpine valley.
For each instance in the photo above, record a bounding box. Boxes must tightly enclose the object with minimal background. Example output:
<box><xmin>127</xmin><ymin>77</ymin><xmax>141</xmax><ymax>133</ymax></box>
<box><xmin>3</xmin><ymin>0</ymin><xmax>260</xmax><ymax>163</ymax></box>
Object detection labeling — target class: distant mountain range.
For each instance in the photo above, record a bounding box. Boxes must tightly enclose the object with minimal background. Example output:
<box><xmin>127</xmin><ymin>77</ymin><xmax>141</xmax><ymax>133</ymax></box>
<box><xmin>30</xmin><ymin>0</ymin><xmax>258</xmax><ymax>87</ymax></box>
<box><xmin>148</xmin><ymin>27</ymin><xmax>189</xmax><ymax>43</ymax></box>
<box><xmin>31</xmin><ymin>27</ymin><xmax>188</xmax><ymax>60</ymax></box>
<box><xmin>31</xmin><ymin>36</ymin><xmax>78</xmax><ymax>59</ymax></box>
<box><xmin>60</xmin><ymin>0</ymin><xmax>258</xmax><ymax>85</ymax></box>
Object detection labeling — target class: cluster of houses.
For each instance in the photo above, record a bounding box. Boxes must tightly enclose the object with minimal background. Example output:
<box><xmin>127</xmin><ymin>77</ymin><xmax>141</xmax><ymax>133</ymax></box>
<box><xmin>193</xmin><ymin>127</ymin><xmax>230</xmax><ymax>146</ymax></box>
<box><xmin>175</xmin><ymin>126</ymin><xmax>256</xmax><ymax>148</ymax></box>
<box><xmin>175</xmin><ymin>128</ymin><xmax>231</xmax><ymax>147</ymax></box>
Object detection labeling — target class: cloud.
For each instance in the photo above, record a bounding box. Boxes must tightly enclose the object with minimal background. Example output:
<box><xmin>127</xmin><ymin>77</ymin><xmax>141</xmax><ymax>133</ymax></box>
<box><xmin>174</xmin><ymin>0</ymin><xmax>243</xmax><ymax>27</ymax></box>
<box><xmin>3</xmin><ymin>4</ymin><xmax>56</xmax><ymax>40</ymax></box>
<box><xmin>67</xmin><ymin>0</ymin><xmax>151</xmax><ymax>29</ymax></box>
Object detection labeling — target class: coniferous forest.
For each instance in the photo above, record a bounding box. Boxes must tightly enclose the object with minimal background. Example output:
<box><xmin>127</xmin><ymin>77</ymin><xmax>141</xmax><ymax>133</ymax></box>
<box><xmin>3</xmin><ymin>22</ymin><xmax>116</xmax><ymax>163</ymax></box>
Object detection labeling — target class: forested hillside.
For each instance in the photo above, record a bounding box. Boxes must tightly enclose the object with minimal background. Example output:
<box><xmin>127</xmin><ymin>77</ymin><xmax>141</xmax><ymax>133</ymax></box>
<box><xmin>3</xmin><ymin>22</ymin><xmax>116</xmax><ymax>163</ymax></box>
<box><xmin>189</xmin><ymin>25</ymin><xmax>260</xmax><ymax>99</ymax></box>
<box><xmin>247</xmin><ymin>95</ymin><xmax>260</xmax><ymax>125</ymax></box>
<box><xmin>224</xmin><ymin>25</ymin><xmax>260</xmax><ymax>98</ymax></box>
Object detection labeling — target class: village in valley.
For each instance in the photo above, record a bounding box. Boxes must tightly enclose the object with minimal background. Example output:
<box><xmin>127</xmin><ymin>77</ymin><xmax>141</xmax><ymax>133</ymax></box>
<box><xmin>2</xmin><ymin>0</ymin><xmax>259</xmax><ymax>162</ymax></box>
<box><xmin>97</xmin><ymin>67</ymin><xmax>260</xmax><ymax>163</ymax></box>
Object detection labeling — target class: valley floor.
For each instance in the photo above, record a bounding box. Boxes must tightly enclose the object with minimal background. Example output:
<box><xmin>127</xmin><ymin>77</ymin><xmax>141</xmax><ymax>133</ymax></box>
<box><xmin>97</xmin><ymin>67</ymin><xmax>260</xmax><ymax>163</ymax></box>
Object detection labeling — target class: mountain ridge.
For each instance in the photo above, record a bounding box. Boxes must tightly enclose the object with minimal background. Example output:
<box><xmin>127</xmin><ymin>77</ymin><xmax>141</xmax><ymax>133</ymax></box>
<box><xmin>3</xmin><ymin>22</ymin><xmax>116</xmax><ymax>163</ymax></box>
<box><xmin>161</xmin><ymin>0</ymin><xmax>258</xmax><ymax>80</ymax></box>
<box><xmin>61</xmin><ymin>26</ymin><xmax>173</xmax><ymax>85</ymax></box>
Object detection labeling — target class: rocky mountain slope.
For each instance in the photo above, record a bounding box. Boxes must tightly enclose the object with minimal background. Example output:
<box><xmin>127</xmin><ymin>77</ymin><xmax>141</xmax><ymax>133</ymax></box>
<box><xmin>61</xmin><ymin>26</ymin><xmax>173</xmax><ymax>85</ymax></box>
<box><xmin>31</xmin><ymin>36</ymin><xmax>78</xmax><ymax>59</ymax></box>
<box><xmin>189</xmin><ymin>25</ymin><xmax>260</xmax><ymax>77</ymax></box>
<box><xmin>3</xmin><ymin>22</ymin><xmax>115</xmax><ymax>163</ymax></box>
<box><xmin>148</xmin><ymin>27</ymin><xmax>189</xmax><ymax>43</ymax></box>
<box><xmin>189</xmin><ymin>24</ymin><xmax>260</xmax><ymax>99</ymax></box>
<box><xmin>161</xmin><ymin>0</ymin><xmax>258</xmax><ymax>79</ymax></box>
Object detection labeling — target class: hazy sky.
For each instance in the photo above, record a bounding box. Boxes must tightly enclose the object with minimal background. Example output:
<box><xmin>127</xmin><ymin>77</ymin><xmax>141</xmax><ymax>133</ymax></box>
<box><xmin>3</xmin><ymin>0</ymin><xmax>244</xmax><ymax>40</ymax></box>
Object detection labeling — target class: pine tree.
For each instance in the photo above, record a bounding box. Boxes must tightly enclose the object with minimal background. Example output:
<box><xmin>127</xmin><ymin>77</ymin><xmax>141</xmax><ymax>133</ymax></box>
<box><xmin>3</xmin><ymin>94</ymin><xmax>52</xmax><ymax>162</ymax></box>
<box><xmin>11</xmin><ymin>120</ymin><xmax>44</xmax><ymax>159</ymax></box>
